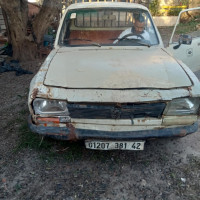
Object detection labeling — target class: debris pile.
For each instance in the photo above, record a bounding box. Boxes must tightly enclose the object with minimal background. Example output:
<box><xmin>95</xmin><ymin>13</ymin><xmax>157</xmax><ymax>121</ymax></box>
<box><xmin>0</xmin><ymin>59</ymin><xmax>33</xmax><ymax>76</ymax></box>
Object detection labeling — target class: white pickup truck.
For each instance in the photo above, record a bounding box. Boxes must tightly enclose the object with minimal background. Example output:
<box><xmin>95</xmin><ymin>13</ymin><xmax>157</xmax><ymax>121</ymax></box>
<box><xmin>28</xmin><ymin>2</ymin><xmax>200</xmax><ymax>150</ymax></box>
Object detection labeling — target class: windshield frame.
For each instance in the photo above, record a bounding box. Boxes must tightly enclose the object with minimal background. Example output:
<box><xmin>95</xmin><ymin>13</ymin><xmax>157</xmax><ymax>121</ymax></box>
<box><xmin>58</xmin><ymin>7</ymin><xmax>160</xmax><ymax>47</ymax></box>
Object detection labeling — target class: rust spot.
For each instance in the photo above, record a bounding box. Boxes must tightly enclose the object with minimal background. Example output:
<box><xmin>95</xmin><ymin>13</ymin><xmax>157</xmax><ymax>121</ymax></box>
<box><xmin>38</xmin><ymin>94</ymin><xmax>49</xmax><ymax>99</ymax></box>
<box><xmin>47</xmin><ymin>87</ymin><xmax>52</xmax><ymax>98</ymax></box>
<box><xmin>39</xmin><ymin>69</ymin><xmax>47</xmax><ymax>72</ymax></box>
<box><xmin>179</xmin><ymin>129</ymin><xmax>187</xmax><ymax>137</ymax></box>
<box><xmin>31</xmin><ymin>88</ymin><xmax>39</xmax><ymax>99</ymax></box>
<box><xmin>187</xmin><ymin>87</ymin><xmax>192</xmax><ymax>97</ymax></box>
<box><xmin>36</xmin><ymin>82</ymin><xmax>43</xmax><ymax>86</ymax></box>
<box><xmin>66</xmin><ymin>123</ymin><xmax>78</xmax><ymax>141</ymax></box>
<box><xmin>154</xmin><ymin>127</ymin><xmax>163</xmax><ymax>130</ymax></box>
<box><xmin>188</xmin><ymin>86</ymin><xmax>192</xmax><ymax>91</ymax></box>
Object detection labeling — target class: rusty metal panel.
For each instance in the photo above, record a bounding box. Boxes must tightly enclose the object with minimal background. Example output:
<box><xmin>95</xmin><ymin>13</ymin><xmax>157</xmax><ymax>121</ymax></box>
<box><xmin>70</xmin><ymin>118</ymin><xmax>162</xmax><ymax>126</ymax></box>
<box><xmin>73</xmin><ymin>123</ymin><xmax>163</xmax><ymax>131</ymax></box>
<box><xmin>33</xmin><ymin>87</ymin><xmax>190</xmax><ymax>102</ymax></box>
<box><xmin>28</xmin><ymin>116</ymin><xmax>198</xmax><ymax>140</ymax></box>
<box><xmin>28</xmin><ymin>49</ymin><xmax>58</xmax><ymax>115</ymax></box>
<box><xmin>67</xmin><ymin>102</ymin><xmax>165</xmax><ymax>119</ymax></box>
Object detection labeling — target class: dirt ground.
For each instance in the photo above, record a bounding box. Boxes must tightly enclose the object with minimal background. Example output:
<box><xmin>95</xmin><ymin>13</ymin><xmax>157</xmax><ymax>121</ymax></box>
<box><xmin>0</xmin><ymin>28</ymin><xmax>200</xmax><ymax>200</ymax></box>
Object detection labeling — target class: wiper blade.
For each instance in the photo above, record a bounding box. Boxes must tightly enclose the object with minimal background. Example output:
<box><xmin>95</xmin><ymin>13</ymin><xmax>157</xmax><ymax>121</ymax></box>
<box><xmin>128</xmin><ymin>39</ymin><xmax>151</xmax><ymax>47</ymax></box>
<box><xmin>90</xmin><ymin>42</ymin><xmax>101</xmax><ymax>47</ymax></box>
<box><xmin>110</xmin><ymin>37</ymin><xmax>151</xmax><ymax>47</ymax></box>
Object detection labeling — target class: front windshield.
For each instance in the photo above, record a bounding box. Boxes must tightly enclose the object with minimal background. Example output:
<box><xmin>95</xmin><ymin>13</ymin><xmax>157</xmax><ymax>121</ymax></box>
<box><xmin>59</xmin><ymin>8</ymin><xmax>159</xmax><ymax>47</ymax></box>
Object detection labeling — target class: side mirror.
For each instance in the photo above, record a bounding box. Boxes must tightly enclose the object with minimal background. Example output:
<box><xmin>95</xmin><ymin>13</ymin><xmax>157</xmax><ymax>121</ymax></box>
<box><xmin>179</xmin><ymin>34</ymin><xmax>192</xmax><ymax>45</ymax></box>
<box><xmin>173</xmin><ymin>34</ymin><xmax>192</xmax><ymax>49</ymax></box>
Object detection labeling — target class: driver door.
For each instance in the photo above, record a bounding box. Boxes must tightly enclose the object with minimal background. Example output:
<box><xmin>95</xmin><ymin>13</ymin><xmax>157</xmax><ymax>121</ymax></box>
<box><xmin>166</xmin><ymin>7</ymin><xmax>200</xmax><ymax>72</ymax></box>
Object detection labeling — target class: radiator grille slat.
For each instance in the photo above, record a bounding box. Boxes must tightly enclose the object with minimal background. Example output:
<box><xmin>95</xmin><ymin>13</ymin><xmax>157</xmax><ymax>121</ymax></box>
<box><xmin>68</xmin><ymin>102</ymin><xmax>166</xmax><ymax>119</ymax></box>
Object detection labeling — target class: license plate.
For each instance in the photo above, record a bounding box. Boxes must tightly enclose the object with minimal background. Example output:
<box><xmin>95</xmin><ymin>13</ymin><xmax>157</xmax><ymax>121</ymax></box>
<box><xmin>85</xmin><ymin>140</ymin><xmax>145</xmax><ymax>150</ymax></box>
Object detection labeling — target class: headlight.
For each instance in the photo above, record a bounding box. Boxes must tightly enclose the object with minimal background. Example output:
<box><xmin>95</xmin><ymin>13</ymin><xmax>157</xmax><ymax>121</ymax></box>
<box><xmin>164</xmin><ymin>97</ymin><xmax>200</xmax><ymax>116</ymax></box>
<box><xmin>33</xmin><ymin>98</ymin><xmax>69</xmax><ymax>116</ymax></box>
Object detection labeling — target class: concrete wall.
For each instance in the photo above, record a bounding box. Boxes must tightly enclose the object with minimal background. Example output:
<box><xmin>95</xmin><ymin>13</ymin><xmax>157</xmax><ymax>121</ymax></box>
<box><xmin>153</xmin><ymin>16</ymin><xmax>178</xmax><ymax>26</ymax></box>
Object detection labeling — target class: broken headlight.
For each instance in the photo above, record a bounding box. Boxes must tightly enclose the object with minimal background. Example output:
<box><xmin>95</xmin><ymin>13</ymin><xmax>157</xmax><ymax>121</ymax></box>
<box><xmin>164</xmin><ymin>98</ymin><xmax>200</xmax><ymax>116</ymax></box>
<box><xmin>33</xmin><ymin>98</ymin><xmax>69</xmax><ymax>116</ymax></box>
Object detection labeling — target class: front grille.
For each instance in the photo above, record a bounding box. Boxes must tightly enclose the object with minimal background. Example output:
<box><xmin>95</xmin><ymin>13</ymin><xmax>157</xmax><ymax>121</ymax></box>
<box><xmin>68</xmin><ymin>102</ymin><xmax>166</xmax><ymax>119</ymax></box>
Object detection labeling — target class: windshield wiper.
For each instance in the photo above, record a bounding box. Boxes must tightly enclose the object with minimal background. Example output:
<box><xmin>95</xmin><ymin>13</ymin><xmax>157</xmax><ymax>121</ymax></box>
<box><xmin>110</xmin><ymin>36</ymin><xmax>151</xmax><ymax>47</ymax></box>
<box><xmin>127</xmin><ymin>39</ymin><xmax>151</xmax><ymax>47</ymax></box>
<box><xmin>90</xmin><ymin>42</ymin><xmax>101</xmax><ymax>47</ymax></box>
<box><xmin>63</xmin><ymin>38</ymin><xmax>101</xmax><ymax>47</ymax></box>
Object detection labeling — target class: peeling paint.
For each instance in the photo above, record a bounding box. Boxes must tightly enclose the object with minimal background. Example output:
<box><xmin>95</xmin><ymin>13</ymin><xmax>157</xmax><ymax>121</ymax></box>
<box><xmin>28</xmin><ymin>115</ymin><xmax>198</xmax><ymax>140</ymax></box>
<box><xmin>66</xmin><ymin>123</ymin><xmax>78</xmax><ymax>141</ymax></box>
<box><xmin>188</xmin><ymin>86</ymin><xmax>193</xmax><ymax>97</ymax></box>
<box><xmin>180</xmin><ymin>129</ymin><xmax>187</xmax><ymax>137</ymax></box>
<box><xmin>31</xmin><ymin>88</ymin><xmax>38</xmax><ymax>99</ymax></box>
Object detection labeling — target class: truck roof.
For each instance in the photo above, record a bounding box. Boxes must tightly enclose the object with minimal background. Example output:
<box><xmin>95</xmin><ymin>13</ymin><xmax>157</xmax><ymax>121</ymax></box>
<box><xmin>67</xmin><ymin>2</ymin><xmax>148</xmax><ymax>11</ymax></box>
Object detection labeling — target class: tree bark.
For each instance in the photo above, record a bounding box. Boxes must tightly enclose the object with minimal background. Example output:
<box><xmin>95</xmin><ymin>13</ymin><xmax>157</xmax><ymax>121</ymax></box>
<box><xmin>0</xmin><ymin>0</ymin><xmax>34</xmax><ymax>61</ymax></box>
<box><xmin>0</xmin><ymin>0</ymin><xmax>62</xmax><ymax>61</ymax></box>
<box><xmin>32</xmin><ymin>0</ymin><xmax>62</xmax><ymax>45</ymax></box>
<box><xmin>2</xmin><ymin>8</ymin><xmax>11</xmax><ymax>43</ymax></box>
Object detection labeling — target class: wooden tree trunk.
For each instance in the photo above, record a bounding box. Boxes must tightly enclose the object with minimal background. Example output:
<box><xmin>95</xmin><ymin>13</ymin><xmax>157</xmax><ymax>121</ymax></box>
<box><xmin>0</xmin><ymin>0</ymin><xmax>35</xmax><ymax>61</ymax></box>
<box><xmin>0</xmin><ymin>0</ymin><xmax>62</xmax><ymax>62</ymax></box>
<box><xmin>32</xmin><ymin>0</ymin><xmax>62</xmax><ymax>45</ymax></box>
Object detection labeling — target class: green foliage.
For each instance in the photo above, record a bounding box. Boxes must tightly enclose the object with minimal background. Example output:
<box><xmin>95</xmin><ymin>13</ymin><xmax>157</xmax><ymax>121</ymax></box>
<box><xmin>179</xmin><ymin>0</ymin><xmax>190</xmax><ymax>6</ymax></box>
<box><xmin>149</xmin><ymin>0</ymin><xmax>160</xmax><ymax>16</ymax></box>
<box><xmin>175</xmin><ymin>20</ymin><xmax>199</xmax><ymax>34</ymax></box>
<box><xmin>16</xmin><ymin>121</ymin><xmax>52</xmax><ymax>151</ymax></box>
<box><xmin>14</xmin><ymin>108</ymin><xmax>84</xmax><ymax>162</ymax></box>
<box><xmin>167</xmin><ymin>7</ymin><xmax>183</xmax><ymax>16</ymax></box>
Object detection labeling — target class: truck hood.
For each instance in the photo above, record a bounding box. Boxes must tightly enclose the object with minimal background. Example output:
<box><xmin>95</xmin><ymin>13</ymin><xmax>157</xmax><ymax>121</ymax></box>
<box><xmin>44</xmin><ymin>47</ymin><xmax>192</xmax><ymax>89</ymax></box>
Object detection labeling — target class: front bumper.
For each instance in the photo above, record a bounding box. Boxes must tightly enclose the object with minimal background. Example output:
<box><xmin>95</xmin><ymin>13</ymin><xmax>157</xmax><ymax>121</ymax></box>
<box><xmin>28</xmin><ymin>116</ymin><xmax>198</xmax><ymax>141</ymax></box>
